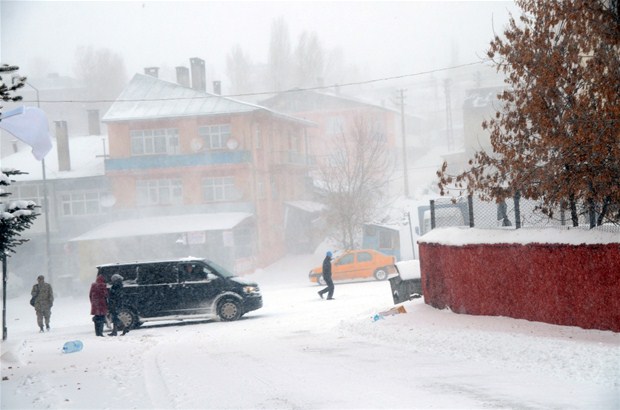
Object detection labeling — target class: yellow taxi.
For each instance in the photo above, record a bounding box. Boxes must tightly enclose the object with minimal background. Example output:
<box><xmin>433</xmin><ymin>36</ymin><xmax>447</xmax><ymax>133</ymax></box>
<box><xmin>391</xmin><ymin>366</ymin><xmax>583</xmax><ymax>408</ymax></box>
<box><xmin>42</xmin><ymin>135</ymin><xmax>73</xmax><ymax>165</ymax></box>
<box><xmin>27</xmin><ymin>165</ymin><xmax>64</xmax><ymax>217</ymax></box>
<box><xmin>308</xmin><ymin>249</ymin><xmax>396</xmax><ymax>285</ymax></box>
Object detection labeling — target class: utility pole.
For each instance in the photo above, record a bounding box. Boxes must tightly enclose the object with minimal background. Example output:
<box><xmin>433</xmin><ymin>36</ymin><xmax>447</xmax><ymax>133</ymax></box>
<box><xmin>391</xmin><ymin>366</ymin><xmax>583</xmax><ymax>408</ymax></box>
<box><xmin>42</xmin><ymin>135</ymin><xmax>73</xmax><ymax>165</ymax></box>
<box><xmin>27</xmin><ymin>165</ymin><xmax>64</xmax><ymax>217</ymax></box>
<box><xmin>26</xmin><ymin>81</ymin><xmax>52</xmax><ymax>284</ymax></box>
<box><xmin>444</xmin><ymin>79</ymin><xmax>454</xmax><ymax>152</ymax></box>
<box><xmin>396</xmin><ymin>89</ymin><xmax>409</xmax><ymax>197</ymax></box>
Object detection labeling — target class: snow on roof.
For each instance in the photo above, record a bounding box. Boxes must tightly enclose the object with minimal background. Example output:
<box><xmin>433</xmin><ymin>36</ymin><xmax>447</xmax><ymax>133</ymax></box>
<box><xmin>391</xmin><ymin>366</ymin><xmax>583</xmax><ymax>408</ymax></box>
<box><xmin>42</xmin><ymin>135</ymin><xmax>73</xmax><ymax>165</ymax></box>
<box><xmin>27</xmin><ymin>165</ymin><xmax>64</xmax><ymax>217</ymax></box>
<box><xmin>418</xmin><ymin>226</ymin><xmax>620</xmax><ymax>246</ymax></box>
<box><xmin>0</xmin><ymin>135</ymin><xmax>107</xmax><ymax>180</ymax></box>
<box><xmin>102</xmin><ymin>74</ymin><xmax>315</xmax><ymax>127</ymax></box>
<box><xmin>70</xmin><ymin>212</ymin><xmax>253</xmax><ymax>242</ymax></box>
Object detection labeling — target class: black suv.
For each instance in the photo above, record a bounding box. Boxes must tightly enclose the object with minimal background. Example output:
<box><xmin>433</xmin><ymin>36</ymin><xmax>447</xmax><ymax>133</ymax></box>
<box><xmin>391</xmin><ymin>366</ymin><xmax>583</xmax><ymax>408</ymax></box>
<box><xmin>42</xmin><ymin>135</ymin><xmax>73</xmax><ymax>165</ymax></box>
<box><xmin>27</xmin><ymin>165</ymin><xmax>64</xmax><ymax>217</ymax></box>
<box><xmin>97</xmin><ymin>258</ymin><xmax>262</xmax><ymax>329</ymax></box>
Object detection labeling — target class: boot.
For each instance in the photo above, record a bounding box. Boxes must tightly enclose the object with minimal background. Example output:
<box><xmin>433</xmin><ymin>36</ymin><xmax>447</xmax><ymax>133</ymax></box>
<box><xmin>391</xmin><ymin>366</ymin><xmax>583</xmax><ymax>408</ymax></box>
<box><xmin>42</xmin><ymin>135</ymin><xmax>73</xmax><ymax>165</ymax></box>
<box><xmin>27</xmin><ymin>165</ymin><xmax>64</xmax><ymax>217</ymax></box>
<box><xmin>95</xmin><ymin>318</ymin><xmax>105</xmax><ymax>337</ymax></box>
<box><xmin>108</xmin><ymin>323</ymin><xmax>118</xmax><ymax>336</ymax></box>
<box><xmin>121</xmin><ymin>326</ymin><xmax>129</xmax><ymax>336</ymax></box>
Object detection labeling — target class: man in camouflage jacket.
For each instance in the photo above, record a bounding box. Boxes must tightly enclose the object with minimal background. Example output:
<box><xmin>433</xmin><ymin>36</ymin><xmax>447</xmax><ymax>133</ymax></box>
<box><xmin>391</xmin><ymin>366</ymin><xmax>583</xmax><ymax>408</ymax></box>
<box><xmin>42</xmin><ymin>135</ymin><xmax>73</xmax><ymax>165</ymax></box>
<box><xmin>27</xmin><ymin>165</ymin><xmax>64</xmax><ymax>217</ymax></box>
<box><xmin>31</xmin><ymin>275</ymin><xmax>54</xmax><ymax>332</ymax></box>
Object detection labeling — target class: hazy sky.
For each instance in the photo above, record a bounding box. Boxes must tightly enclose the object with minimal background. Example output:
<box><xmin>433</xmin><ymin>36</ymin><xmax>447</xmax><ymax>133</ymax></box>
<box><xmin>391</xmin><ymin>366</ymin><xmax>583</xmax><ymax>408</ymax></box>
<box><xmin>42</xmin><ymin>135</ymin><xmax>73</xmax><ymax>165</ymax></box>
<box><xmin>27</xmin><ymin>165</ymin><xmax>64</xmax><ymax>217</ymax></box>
<box><xmin>2</xmin><ymin>1</ymin><xmax>520</xmax><ymax>88</ymax></box>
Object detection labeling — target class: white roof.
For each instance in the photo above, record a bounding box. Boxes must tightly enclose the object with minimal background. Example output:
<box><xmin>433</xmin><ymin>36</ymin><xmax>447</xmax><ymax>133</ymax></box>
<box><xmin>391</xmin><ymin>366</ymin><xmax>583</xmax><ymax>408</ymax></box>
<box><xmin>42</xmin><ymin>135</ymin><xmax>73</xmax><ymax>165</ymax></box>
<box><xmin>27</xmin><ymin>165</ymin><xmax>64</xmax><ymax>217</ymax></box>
<box><xmin>0</xmin><ymin>134</ymin><xmax>107</xmax><ymax>180</ymax></box>
<box><xmin>70</xmin><ymin>212</ymin><xmax>253</xmax><ymax>242</ymax></box>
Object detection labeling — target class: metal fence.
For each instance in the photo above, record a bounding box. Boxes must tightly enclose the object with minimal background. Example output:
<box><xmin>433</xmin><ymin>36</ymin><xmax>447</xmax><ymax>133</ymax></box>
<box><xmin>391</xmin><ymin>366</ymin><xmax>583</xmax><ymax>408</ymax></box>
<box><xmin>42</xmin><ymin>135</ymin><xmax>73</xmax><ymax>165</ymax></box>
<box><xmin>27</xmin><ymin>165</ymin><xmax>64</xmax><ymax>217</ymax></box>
<box><xmin>425</xmin><ymin>194</ymin><xmax>620</xmax><ymax>234</ymax></box>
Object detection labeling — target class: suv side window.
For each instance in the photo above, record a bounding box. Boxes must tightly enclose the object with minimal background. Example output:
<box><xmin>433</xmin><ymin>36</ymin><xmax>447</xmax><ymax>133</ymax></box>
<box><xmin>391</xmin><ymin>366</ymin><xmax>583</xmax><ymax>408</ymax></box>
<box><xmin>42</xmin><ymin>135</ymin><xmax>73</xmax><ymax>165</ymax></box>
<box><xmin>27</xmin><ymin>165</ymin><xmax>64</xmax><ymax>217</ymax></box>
<box><xmin>179</xmin><ymin>263</ymin><xmax>208</xmax><ymax>282</ymax></box>
<box><xmin>137</xmin><ymin>263</ymin><xmax>178</xmax><ymax>285</ymax></box>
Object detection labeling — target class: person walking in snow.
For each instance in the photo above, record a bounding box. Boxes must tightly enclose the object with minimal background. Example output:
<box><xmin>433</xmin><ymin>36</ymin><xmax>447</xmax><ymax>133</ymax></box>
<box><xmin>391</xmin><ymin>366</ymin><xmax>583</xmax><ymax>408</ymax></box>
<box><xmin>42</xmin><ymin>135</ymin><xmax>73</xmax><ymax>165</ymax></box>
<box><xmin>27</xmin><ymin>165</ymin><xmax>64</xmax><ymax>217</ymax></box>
<box><xmin>31</xmin><ymin>275</ymin><xmax>54</xmax><ymax>332</ymax></box>
<box><xmin>107</xmin><ymin>274</ymin><xmax>129</xmax><ymax>336</ymax></box>
<box><xmin>89</xmin><ymin>274</ymin><xmax>109</xmax><ymax>337</ymax></box>
<box><xmin>317</xmin><ymin>251</ymin><xmax>335</xmax><ymax>300</ymax></box>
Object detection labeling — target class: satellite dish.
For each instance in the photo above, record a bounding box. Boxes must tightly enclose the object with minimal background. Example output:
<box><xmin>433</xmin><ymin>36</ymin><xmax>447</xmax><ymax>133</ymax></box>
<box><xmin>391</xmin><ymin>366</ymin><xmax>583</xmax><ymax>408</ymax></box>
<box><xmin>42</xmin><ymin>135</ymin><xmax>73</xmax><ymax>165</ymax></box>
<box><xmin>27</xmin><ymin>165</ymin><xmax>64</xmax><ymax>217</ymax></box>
<box><xmin>100</xmin><ymin>194</ymin><xmax>116</xmax><ymax>208</ymax></box>
<box><xmin>191</xmin><ymin>138</ymin><xmax>204</xmax><ymax>152</ymax></box>
<box><xmin>226</xmin><ymin>138</ymin><xmax>239</xmax><ymax>150</ymax></box>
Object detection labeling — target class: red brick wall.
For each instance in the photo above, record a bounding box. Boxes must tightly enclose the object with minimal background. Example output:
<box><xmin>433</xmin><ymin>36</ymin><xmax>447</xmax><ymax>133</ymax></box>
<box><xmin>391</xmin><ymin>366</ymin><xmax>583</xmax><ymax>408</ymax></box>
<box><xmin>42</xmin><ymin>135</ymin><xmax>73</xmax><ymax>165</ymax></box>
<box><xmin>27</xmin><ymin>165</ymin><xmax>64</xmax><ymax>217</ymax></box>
<box><xmin>418</xmin><ymin>242</ymin><xmax>620</xmax><ymax>332</ymax></box>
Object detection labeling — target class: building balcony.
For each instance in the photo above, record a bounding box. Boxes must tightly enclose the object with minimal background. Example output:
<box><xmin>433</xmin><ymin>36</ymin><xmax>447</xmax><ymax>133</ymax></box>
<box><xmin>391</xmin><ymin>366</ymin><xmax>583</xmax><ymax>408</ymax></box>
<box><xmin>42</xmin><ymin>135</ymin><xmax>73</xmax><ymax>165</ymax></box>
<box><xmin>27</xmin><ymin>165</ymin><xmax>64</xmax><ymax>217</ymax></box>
<box><xmin>105</xmin><ymin>151</ymin><xmax>252</xmax><ymax>171</ymax></box>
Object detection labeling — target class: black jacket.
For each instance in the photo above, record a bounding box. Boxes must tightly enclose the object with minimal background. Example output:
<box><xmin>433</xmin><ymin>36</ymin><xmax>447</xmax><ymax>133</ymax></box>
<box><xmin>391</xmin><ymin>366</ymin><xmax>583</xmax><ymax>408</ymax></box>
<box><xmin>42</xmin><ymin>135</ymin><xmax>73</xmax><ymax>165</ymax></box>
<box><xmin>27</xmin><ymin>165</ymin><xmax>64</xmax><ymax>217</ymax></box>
<box><xmin>108</xmin><ymin>281</ymin><xmax>123</xmax><ymax>313</ymax></box>
<box><xmin>322</xmin><ymin>256</ymin><xmax>332</xmax><ymax>278</ymax></box>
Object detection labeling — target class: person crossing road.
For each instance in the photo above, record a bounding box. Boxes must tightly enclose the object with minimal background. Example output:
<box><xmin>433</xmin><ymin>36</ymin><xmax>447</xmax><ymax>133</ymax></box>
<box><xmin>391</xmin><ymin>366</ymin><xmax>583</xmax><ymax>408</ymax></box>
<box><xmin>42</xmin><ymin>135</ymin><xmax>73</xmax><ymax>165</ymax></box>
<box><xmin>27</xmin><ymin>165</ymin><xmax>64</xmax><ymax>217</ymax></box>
<box><xmin>317</xmin><ymin>251</ymin><xmax>335</xmax><ymax>300</ymax></box>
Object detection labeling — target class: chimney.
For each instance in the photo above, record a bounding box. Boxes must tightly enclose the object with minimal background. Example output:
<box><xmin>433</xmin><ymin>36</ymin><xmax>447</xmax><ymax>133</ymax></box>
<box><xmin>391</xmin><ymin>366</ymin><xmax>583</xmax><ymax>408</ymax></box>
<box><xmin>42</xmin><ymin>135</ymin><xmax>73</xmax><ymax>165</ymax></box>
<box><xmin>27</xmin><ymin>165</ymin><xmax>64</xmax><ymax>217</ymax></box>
<box><xmin>176</xmin><ymin>66</ymin><xmax>190</xmax><ymax>87</ymax></box>
<box><xmin>190</xmin><ymin>57</ymin><xmax>206</xmax><ymax>92</ymax></box>
<box><xmin>144</xmin><ymin>67</ymin><xmax>159</xmax><ymax>78</ymax></box>
<box><xmin>55</xmin><ymin>120</ymin><xmax>71</xmax><ymax>171</ymax></box>
<box><xmin>87</xmin><ymin>109</ymin><xmax>101</xmax><ymax>135</ymax></box>
<box><xmin>213</xmin><ymin>80</ymin><xmax>221</xmax><ymax>95</ymax></box>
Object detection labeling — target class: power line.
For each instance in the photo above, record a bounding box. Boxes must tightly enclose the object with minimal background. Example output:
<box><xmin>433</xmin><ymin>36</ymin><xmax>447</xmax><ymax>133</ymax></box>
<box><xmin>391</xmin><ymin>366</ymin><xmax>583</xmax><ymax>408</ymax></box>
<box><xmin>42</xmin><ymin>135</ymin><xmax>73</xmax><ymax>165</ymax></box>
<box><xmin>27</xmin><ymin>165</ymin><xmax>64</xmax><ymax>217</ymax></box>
<box><xmin>19</xmin><ymin>60</ymin><xmax>492</xmax><ymax>104</ymax></box>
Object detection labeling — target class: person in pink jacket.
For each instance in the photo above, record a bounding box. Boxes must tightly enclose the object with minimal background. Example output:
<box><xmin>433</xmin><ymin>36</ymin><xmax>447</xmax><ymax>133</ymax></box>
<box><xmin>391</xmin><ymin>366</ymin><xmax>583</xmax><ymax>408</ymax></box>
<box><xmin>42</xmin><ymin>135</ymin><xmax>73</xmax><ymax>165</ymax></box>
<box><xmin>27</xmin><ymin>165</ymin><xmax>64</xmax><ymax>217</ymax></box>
<box><xmin>89</xmin><ymin>274</ymin><xmax>109</xmax><ymax>337</ymax></box>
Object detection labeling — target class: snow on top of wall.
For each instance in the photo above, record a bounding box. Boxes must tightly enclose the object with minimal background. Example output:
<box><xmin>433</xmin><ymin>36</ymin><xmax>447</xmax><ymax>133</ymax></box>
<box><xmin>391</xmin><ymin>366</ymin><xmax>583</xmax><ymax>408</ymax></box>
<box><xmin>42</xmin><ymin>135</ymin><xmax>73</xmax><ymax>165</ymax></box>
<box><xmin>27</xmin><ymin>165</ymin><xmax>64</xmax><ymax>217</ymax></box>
<box><xmin>395</xmin><ymin>259</ymin><xmax>421</xmax><ymax>280</ymax></box>
<box><xmin>418</xmin><ymin>226</ymin><xmax>620</xmax><ymax>246</ymax></box>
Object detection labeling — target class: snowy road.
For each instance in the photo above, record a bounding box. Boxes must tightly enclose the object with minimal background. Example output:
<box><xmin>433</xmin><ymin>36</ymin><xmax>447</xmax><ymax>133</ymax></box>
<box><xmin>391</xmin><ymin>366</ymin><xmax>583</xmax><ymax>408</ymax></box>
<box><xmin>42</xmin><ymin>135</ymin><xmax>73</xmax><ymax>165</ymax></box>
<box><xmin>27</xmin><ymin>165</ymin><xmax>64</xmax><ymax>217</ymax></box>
<box><xmin>2</xmin><ymin>254</ymin><xmax>619</xmax><ymax>409</ymax></box>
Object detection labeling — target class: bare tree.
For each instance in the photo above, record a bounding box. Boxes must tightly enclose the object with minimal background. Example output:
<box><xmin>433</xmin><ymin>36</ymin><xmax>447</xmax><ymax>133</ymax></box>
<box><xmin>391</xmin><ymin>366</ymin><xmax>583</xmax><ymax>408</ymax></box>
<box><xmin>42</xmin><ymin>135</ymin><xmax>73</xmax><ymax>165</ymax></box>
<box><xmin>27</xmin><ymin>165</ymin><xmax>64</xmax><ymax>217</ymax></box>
<box><xmin>267</xmin><ymin>17</ymin><xmax>293</xmax><ymax>92</ymax></box>
<box><xmin>319</xmin><ymin>115</ymin><xmax>395</xmax><ymax>249</ymax></box>
<box><xmin>74</xmin><ymin>46</ymin><xmax>127</xmax><ymax>100</ymax></box>
<box><xmin>293</xmin><ymin>31</ymin><xmax>324</xmax><ymax>88</ymax></box>
<box><xmin>226</xmin><ymin>44</ymin><xmax>254</xmax><ymax>95</ymax></box>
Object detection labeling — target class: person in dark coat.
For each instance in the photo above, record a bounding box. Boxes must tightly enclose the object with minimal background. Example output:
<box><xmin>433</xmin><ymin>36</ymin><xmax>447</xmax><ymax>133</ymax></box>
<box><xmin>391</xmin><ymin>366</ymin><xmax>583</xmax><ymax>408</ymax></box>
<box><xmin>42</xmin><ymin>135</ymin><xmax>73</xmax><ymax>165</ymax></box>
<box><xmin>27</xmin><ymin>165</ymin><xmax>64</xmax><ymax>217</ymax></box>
<box><xmin>31</xmin><ymin>275</ymin><xmax>54</xmax><ymax>332</ymax></box>
<box><xmin>107</xmin><ymin>274</ymin><xmax>129</xmax><ymax>336</ymax></box>
<box><xmin>317</xmin><ymin>251</ymin><xmax>335</xmax><ymax>300</ymax></box>
<box><xmin>89</xmin><ymin>274</ymin><xmax>109</xmax><ymax>337</ymax></box>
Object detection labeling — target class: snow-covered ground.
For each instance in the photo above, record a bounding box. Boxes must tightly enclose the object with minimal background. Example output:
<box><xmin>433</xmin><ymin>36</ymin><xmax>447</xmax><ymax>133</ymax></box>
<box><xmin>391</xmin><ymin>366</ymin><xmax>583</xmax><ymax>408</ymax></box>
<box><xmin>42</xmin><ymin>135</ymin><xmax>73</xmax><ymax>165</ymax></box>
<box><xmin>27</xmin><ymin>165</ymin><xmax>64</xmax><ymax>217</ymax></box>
<box><xmin>2</xmin><ymin>253</ymin><xmax>619</xmax><ymax>409</ymax></box>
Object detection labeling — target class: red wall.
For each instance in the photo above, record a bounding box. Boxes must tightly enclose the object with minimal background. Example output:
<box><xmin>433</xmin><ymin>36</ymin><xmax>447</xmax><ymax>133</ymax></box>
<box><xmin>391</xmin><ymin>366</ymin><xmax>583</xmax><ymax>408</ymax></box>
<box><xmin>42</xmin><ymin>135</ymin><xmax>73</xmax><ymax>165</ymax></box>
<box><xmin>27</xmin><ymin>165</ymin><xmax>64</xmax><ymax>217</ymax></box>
<box><xmin>418</xmin><ymin>242</ymin><xmax>620</xmax><ymax>332</ymax></box>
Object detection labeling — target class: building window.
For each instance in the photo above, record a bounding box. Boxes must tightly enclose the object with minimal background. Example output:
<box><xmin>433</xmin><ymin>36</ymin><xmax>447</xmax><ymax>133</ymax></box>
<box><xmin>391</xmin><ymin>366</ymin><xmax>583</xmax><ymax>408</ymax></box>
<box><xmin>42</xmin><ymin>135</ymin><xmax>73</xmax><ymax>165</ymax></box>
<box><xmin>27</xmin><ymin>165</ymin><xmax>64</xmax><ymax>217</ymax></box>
<box><xmin>136</xmin><ymin>179</ymin><xmax>183</xmax><ymax>206</ymax></box>
<box><xmin>378</xmin><ymin>231</ymin><xmax>393</xmax><ymax>249</ymax></box>
<box><xmin>234</xmin><ymin>226</ymin><xmax>254</xmax><ymax>258</ymax></box>
<box><xmin>202</xmin><ymin>176</ymin><xmax>238</xmax><ymax>202</ymax></box>
<box><xmin>326</xmin><ymin>116</ymin><xmax>344</xmax><ymax>135</ymax></box>
<box><xmin>130</xmin><ymin>128</ymin><xmax>179</xmax><ymax>156</ymax></box>
<box><xmin>254</xmin><ymin>125</ymin><xmax>262</xmax><ymax>149</ymax></box>
<box><xmin>7</xmin><ymin>183</ymin><xmax>44</xmax><ymax>208</ymax></box>
<box><xmin>60</xmin><ymin>192</ymin><xmax>103</xmax><ymax>216</ymax></box>
<box><xmin>198</xmin><ymin>124</ymin><xmax>231</xmax><ymax>150</ymax></box>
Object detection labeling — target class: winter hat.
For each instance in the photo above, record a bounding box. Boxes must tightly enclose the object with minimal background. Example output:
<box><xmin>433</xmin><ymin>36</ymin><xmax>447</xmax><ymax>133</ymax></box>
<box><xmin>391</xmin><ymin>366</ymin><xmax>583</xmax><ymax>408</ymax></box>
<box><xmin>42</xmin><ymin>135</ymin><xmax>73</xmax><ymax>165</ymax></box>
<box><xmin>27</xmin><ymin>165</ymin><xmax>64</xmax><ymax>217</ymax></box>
<box><xmin>111</xmin><ymin>274</ymin><xmax>124</xmax><ymax>282</ymax></box>
<box><xmin>326</xmin><ymin>251</ymin><xmax>333</xmax><ymax>257</ymax></box>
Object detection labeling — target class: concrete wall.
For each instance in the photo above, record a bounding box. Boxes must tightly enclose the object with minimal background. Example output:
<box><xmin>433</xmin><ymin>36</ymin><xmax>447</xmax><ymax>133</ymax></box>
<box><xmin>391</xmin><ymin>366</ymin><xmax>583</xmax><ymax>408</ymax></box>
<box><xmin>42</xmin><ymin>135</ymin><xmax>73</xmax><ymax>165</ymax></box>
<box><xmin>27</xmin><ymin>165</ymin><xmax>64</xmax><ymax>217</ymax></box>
<box><xmin>418</xmin><ymin>242</ymin><xmax>620</xmax><ymax>332</ymax></box>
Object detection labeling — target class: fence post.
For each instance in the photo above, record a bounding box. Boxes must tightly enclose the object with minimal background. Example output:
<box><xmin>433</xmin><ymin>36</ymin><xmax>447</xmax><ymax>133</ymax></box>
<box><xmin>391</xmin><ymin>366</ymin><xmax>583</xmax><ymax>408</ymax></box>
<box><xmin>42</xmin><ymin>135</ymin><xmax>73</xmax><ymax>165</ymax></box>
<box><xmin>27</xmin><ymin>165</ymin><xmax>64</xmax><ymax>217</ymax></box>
<box><xmin>467</xmin><ymin>195</ymin><xmax>474</xmax><ymax>227</ymax></box>
<box><xmin>430</xmin><ymin>200</ymin><xmax>436</xmax><ymax>230</ymax></box>
<box><xmin>514</xmin><ymin>190</ymin><xmax>521</xmax><ymax>229</ymax></box>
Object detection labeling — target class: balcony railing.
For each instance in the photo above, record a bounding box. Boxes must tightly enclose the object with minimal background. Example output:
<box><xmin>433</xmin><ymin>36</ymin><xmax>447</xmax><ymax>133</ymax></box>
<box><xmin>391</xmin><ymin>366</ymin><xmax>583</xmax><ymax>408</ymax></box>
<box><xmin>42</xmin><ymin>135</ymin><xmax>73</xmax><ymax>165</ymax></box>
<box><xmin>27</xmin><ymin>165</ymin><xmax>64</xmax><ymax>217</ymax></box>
<box><xmin>105</xmin><ymin>151</ymin><xmax>252</xmax><ymax>171</ymax></box>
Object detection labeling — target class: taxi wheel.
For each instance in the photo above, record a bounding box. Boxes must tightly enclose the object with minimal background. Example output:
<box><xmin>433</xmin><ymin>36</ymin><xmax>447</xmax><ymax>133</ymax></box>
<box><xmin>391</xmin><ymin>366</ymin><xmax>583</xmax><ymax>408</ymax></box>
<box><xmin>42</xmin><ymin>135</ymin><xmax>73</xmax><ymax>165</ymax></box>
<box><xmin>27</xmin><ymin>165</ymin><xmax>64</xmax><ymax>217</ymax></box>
<box><xmin>374</xmin><ymin>268</ymin><xmax>388</xmax><ymax>281</ymax></box>
<box><xmin>318</xmin><ymin>275</ymin><xmax>326</xmax><ymax>286</ymax></box>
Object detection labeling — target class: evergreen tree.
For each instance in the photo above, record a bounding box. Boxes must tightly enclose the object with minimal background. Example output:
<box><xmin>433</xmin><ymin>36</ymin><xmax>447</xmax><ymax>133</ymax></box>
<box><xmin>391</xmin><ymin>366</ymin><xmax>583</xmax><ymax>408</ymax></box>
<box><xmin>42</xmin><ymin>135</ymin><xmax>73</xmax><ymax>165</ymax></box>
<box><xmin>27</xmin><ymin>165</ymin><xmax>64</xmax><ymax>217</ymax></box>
<box><xmin>0</xmin><ymin>64</ymin><xmax>40</xmax><ymax>258</ymax></box>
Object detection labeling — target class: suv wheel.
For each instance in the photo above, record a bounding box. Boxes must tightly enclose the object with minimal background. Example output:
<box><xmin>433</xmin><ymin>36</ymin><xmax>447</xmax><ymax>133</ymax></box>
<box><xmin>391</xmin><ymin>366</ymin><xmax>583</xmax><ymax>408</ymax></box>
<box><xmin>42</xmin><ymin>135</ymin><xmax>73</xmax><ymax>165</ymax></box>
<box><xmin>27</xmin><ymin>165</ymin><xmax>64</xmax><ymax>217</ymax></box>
<box><xmin>117</xmin><ymin>308</ymin><xmax>138</xmax><ymax>329</ymax></box>
<box><xmin>374</xmin><ymin>268</ymin><xmax>388</xmax><ymax>281</ymax></box>
<box><xmin>217</xmin><ymin>298</ymin><xmax>242</xmax><ymax>321</ymax></box>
